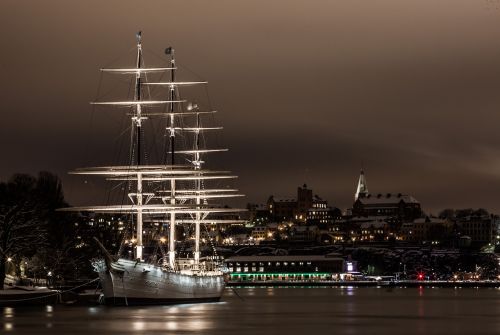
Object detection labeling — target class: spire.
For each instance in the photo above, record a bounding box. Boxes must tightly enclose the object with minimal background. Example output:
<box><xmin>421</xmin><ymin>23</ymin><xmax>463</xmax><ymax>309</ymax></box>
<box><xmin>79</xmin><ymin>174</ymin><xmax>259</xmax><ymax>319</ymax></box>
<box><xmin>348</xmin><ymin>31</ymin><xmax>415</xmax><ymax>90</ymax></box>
<box><xmin>355</xmin><ymin>169</ymin><xmax>369</xmax><ymax>200</ymax></box>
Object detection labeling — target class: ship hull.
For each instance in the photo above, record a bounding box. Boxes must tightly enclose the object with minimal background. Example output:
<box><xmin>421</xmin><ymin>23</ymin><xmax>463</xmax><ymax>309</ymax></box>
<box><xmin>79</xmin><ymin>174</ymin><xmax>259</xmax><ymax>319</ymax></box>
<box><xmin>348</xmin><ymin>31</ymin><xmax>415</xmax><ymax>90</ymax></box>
<box><xmin>96</xmin><ymin>258</ymin><xmax>225</xmax><ymax>306</ymax></box>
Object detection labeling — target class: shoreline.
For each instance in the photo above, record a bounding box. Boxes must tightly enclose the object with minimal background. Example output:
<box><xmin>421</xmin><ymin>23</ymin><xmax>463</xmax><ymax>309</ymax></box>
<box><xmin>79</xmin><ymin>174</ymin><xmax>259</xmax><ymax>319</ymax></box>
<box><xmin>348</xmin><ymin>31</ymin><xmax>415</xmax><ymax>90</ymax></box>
<box><xmin>227</xmin><ymin>280</ymin><xmax>500</xmax><ymax>288</ymax></box>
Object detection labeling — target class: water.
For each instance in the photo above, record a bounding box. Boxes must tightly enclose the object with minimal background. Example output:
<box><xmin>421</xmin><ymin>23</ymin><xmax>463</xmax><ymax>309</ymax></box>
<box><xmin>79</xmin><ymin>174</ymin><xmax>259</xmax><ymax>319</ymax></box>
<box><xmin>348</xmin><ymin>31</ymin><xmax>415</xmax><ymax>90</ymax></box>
<box><xmin>3</xmin><ymin>287</ymin><xmax>500</xmax><ymax>334</ymax></box>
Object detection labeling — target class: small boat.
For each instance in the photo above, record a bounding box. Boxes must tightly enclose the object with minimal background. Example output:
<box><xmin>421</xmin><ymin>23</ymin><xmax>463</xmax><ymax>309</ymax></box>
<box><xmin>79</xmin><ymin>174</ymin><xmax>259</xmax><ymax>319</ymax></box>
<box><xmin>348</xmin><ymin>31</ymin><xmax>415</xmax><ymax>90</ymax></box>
<box><xmin>0</xmin><ymin>286</ymin><xmax>59</xmax><ymax>306</ymax></box>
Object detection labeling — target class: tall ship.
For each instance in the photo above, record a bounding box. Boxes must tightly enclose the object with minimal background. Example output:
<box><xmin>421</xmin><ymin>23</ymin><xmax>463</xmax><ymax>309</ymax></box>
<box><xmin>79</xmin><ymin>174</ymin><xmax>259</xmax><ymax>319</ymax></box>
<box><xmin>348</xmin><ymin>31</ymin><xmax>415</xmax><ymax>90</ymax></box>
<box><xmin>62</xmin><ymin>32</ymin><xmax>245</xmax><ymax>305</ymax></box>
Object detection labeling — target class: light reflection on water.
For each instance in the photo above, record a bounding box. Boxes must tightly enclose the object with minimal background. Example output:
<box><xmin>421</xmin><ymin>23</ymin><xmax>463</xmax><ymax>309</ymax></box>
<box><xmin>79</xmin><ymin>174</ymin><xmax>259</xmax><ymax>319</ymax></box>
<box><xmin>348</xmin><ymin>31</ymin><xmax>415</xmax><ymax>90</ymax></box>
<box><xmin>3</xmin><ymin>287</ymin><xmax>500</xmax><ymax>334</ymax></box>
<box><xmin>4</xmin><ymin>307</ymin><xmax>13</xmax><ymax>318</ymax></box>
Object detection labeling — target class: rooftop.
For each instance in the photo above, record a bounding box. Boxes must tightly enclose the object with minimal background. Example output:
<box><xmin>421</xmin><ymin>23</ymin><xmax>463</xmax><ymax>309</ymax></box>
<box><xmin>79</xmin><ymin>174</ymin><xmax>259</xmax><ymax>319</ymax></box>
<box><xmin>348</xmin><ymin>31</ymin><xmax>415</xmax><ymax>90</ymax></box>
<box><xmin>225</xmin><ymin>255</ymin><xmax>344</xmax><ymax>262</ymax></box>
<box><xmin>357</xmin><ymin>193</ymin><xmax>419</xmax><ymax>205</ymax></box>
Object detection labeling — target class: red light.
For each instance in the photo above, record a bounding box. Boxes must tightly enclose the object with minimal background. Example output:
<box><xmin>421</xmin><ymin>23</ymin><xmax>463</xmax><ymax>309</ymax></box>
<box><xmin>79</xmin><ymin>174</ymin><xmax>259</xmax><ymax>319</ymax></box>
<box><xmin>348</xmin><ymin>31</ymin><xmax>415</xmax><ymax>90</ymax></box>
<box><xmin>418</xmin><ymin>273</ymin><xmax>424</xmax><ymax>280</ymax></box>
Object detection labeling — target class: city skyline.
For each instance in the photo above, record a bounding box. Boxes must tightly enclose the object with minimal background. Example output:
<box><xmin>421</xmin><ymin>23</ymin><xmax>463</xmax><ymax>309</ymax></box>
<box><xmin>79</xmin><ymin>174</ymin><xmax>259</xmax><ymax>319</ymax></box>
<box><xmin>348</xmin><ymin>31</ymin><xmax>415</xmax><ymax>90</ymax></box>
<box><xmin>3</xmin><ymin>2</ymin><xmax>500</xmax><ymax>331</ymax></box>
<box><xmin>3</xmin><ymin>0</ymin><xmax>500</xmax><ymax>213</ymax></box>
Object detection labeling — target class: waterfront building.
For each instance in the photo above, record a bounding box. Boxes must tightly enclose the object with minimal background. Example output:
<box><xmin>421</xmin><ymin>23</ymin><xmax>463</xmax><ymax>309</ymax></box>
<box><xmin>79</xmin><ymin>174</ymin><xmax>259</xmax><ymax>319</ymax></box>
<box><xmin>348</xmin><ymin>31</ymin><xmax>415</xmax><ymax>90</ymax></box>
<box><xmin>225</xmin><ymin>255</ymin><xmax>348</xmax><ymax>282</ymax></box>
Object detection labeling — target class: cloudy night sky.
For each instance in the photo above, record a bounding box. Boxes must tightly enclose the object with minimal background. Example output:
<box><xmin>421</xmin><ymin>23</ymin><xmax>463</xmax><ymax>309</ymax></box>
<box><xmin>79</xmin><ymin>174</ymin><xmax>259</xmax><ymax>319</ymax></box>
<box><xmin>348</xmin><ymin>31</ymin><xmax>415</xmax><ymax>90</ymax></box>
<box><xmin>2</xmin><ymin>0</ymin><xmax>500</xmax><ymax>214</ymax></box>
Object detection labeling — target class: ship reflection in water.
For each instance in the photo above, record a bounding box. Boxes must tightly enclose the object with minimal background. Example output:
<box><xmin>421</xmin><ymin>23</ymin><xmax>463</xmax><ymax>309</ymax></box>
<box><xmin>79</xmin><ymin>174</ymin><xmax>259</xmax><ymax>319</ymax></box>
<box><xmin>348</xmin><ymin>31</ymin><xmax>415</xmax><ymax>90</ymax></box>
<box><xmin>3</xmin><ymin>287</ymin><xmax>500</xmax><ymax>334</ymax></box>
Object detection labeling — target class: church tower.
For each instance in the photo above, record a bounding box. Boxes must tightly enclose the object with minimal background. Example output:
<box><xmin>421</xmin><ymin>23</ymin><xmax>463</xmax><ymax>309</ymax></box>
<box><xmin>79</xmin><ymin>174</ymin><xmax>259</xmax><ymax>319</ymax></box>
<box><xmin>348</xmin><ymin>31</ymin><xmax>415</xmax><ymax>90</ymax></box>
<box><xmin>354</xmin><ymin>169</ymin><xmax>369</xmax><ymax>200</ymax></box>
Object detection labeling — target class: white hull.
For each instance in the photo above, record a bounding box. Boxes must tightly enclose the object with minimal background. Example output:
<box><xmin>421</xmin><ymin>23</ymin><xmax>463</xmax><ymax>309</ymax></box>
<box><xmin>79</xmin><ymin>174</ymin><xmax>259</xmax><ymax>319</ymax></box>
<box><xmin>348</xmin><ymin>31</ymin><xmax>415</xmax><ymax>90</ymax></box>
<box><xmin>95</xmin><ymin>258</ymin><xmax>226</xmax><ymax>305</ymax></box>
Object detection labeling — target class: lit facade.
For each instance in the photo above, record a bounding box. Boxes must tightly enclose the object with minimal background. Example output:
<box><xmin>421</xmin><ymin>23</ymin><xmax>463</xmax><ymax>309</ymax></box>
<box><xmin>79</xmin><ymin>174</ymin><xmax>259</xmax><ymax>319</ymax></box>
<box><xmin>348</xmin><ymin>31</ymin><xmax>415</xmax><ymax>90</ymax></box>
<box><xmin>225</xmin><ymin>255</ymin><xmax>349</xmax><ymax>282</ymax></box>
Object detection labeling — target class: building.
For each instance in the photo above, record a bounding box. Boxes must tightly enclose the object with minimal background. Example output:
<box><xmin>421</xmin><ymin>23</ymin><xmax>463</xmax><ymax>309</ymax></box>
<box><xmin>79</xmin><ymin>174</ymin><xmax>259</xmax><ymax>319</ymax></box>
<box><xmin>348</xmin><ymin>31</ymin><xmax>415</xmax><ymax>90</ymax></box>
<box><xmin>359</xmin><ymin>221</ymin><xmax>389</xmax><ymax>242</ymax></box>
<box><xmin>351</xmin><ymin>170</ymin><xmax>422</xmax><ymax>221</ymax></box>
<box><xmin>400</xmin><ymin>217</ymin><xmax>449</xmax><ymax>243</ymax></box>
<box><xmin>267</xmin><ymin>184</ymin><xmax>340</xmax><ymax>224</ymax></box>
<box><xmin>289</xmin><ymin>225</ymin><xmax>320</xmax><ymax>242</ymax></box>
<box><xmin>457</xmin><ymin>214</ymin><xmax>494</xmax><ymax>245</ymax></box>
<box><xmin>247</xmin><ymin>203</ymin><xmax>271</xmax><ymax>224</ymax></box>
<box><xmin>267</xmin><ymin>196</ymin><xmax>296</xmax><ymax>222</ymax></box>
<box><xmin>297</xmin><ymin>184</ymin><xmax>313</xmax><ymax>219</ymax></box>
<box><xmin>352</xmin><ymin>193</ymin><xmax>422</xmax><ymax>221</ymax></box>
<box><xmin>251</xmin><ymin>226</ymin><xmax>268</xmax><ymax>241</ymax></box>
<box><xmin>225</xmin><ymin>255</ymin><xmax>348</xmax><ymax>282</ymax></box>
<box><xmin>267</xmin><ymin>184</ymin><xmax>313</xmax><ymax>222</ymax></box>
<box><xmin>306</xmin><ymin>201</ymin><xmax>342</xmax><ymax>226</ymax></box>
<box><xmin>354</xmin><ymin>169</ymin><xmax>369</xmax><ymax>200</ymax></box>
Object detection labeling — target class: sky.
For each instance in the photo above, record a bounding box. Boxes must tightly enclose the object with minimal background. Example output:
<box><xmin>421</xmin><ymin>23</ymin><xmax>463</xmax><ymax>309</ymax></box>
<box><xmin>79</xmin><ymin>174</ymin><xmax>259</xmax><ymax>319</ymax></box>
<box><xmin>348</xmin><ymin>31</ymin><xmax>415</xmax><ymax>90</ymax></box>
<box><xmin>2</xmin><ymin>0</ymin><xmax>500</xmax><ymax>214</ymax></box>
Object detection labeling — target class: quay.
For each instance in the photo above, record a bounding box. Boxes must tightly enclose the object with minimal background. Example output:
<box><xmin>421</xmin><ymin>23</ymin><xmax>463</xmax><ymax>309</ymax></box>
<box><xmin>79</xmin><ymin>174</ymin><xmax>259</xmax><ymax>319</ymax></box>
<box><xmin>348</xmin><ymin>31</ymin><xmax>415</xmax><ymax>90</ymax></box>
<box><xmin>227</xmin><ymin>279</ymin><xmax>500</xmax><ymax>288</ymax></box>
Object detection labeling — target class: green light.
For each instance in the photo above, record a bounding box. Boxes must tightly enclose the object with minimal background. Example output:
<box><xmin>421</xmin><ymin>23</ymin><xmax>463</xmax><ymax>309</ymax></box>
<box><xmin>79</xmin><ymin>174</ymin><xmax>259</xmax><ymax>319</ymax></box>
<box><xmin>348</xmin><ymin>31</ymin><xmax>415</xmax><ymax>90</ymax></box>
<box><xmin>229</xmin><ymin>272</ymin><xmax>331</xmax><ymax>277</ymax></box>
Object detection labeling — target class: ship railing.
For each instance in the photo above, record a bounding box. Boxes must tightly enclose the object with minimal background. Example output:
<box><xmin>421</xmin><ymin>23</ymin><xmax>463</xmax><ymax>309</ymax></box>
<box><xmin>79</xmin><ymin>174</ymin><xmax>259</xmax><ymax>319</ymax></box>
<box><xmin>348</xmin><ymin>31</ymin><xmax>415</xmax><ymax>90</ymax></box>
<box><xmin>174</xmin><ymin>258</ymin><xmax>224</xmax><ymax>275</ymax></box>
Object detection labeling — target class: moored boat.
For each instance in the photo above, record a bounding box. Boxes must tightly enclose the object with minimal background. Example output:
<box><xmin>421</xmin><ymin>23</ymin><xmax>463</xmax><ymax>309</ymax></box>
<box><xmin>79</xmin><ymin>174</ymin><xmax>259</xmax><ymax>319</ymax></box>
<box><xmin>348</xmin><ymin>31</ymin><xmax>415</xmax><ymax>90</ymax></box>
<box><xmin>61</xmin><ymin>32</ymin><xmax>245</xmax><ymax>305</ymax></box>
<box><xmin>0</xmin><ymin>286</ymin><xmax>59</xmax><ymax>307</ymax></box>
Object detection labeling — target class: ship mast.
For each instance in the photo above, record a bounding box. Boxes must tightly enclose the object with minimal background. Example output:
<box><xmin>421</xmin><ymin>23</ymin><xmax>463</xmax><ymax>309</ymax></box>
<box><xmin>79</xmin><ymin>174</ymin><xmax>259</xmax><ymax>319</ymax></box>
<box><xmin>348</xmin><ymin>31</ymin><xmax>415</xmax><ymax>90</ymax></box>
<box><xmin>194</xmin><ymin>108</ymin><xmax>202</xmax><ymax>265</ymax></box>
<box><xmin>62</xmin><ymin>34</ymin><xmax>248</xmax><ymax>272</ymax></box>
<box><xmin>167</xmin><ymin>47</ymin><xmax>176</xmax><ymax>165</ymax></box>
<box><xmin>134</xmin><ymin>31</ymin><xmax>144</xmax><ymax>261</ymax></box>
<box><xmin>167</xmin><ymin>47</ymin><xmax>177</xmax><ymax>269</ymax></box>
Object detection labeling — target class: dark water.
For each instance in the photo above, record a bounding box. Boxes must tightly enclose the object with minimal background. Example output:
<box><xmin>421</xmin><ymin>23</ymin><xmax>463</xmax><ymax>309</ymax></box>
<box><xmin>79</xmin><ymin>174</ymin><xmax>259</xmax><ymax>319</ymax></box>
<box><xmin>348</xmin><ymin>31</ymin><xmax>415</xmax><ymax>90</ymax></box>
<box><xmin>3</xmin><ymin>287</ymin><xmax>500</xmax><ymax>334</ymax></box>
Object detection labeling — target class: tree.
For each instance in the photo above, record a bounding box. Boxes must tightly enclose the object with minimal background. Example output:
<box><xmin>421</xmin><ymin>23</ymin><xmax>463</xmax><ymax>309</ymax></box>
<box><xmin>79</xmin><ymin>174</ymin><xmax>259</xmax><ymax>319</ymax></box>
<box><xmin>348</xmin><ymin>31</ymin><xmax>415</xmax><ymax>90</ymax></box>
<box><xmin>438</xmin><ymin>209</ymin><xmax>455</xmax><ymax>220</ymax></box>
<box><xmin>0</xmin><ymin>172</ymin><xmax>65</xmax><ymax>289</ymax></box>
